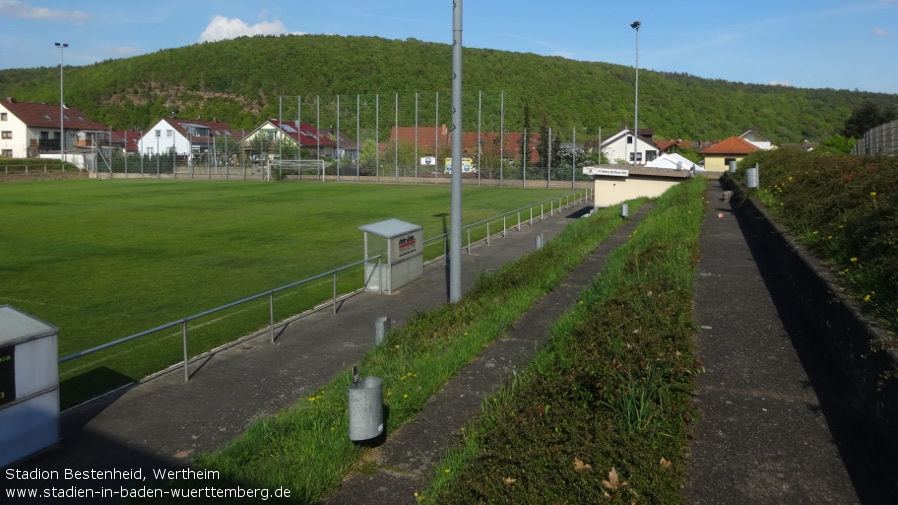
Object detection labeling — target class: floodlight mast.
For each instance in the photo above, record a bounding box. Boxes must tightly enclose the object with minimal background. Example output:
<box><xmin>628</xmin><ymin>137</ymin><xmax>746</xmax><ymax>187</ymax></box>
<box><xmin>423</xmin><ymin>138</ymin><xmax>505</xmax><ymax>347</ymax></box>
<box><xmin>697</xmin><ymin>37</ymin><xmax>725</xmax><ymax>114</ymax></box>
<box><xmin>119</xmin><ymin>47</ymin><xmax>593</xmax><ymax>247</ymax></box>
<box><xmin>631</xmin><ymin>21</ymin><xmax>640</xmax><ymax>166</ymax></box>
<box><xmin>55</xmin><ymin>42</ymin><xmax>68</xmax><ymax>164</ymax></box>
<box><xmin>449</xmin><ymin>0</ymin><xmax>463</xmax><ymax>302</ymax></box>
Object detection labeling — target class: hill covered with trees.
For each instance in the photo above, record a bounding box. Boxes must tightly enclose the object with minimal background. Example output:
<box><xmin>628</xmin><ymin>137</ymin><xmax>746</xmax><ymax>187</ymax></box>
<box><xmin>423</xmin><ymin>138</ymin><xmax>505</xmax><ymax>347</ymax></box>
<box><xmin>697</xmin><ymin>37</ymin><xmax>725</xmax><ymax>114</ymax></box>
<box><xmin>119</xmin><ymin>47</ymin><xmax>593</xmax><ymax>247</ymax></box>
<box><xmin>1</xmin><ymin>34</ymin><xmax>896</xmax><ymax>143</ymax></box>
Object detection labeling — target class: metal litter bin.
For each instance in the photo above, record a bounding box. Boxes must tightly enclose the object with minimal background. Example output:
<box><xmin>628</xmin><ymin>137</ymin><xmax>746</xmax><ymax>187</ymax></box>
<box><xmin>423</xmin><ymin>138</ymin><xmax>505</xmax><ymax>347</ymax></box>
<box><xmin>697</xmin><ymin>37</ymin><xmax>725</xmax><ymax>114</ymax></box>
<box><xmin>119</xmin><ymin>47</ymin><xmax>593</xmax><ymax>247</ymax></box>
<box><xmin>348</xmin><ymin>375</ymin><xmax>384</xmax><ymax>441</ymax></box>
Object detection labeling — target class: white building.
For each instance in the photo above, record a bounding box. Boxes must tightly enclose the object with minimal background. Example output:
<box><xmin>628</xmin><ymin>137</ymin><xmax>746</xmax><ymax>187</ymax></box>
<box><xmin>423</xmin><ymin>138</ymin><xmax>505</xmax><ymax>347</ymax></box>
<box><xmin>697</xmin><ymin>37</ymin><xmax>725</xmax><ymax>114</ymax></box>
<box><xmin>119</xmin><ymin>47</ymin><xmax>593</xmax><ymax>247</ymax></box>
<box><xmin>1</xmin><ymin>97</ymin><xmax>108</xmax><ymax>159</ymax></box>
<box><xmin>137</xmin><ymin>117</ymin><xmax>240</xmax><ymax>159</ymax></box>
<box><xmin>600</xmin><ymin>128</ymin><xmax>659</xmax><ymax>165</ymax></box>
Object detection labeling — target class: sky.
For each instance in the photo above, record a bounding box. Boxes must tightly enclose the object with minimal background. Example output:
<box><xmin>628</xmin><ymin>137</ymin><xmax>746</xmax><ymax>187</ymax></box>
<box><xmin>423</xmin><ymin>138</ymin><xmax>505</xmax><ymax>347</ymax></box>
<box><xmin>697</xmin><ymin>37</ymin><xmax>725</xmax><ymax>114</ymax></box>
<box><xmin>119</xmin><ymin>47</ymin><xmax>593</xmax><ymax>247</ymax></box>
<box><xmin>1</xmin><ymin>0</ymin><xmax>897</xmax><ymax>94</ymax></box>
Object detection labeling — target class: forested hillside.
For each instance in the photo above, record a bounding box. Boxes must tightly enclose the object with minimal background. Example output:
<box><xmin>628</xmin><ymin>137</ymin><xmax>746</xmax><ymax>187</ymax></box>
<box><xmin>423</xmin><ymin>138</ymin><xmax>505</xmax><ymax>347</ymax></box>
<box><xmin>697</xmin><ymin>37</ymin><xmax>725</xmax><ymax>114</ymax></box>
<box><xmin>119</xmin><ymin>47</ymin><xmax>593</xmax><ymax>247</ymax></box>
<box><xmin>1</xmin><ymin>34</ymin><xmax>896</xmax><ymax>143</ymax></box>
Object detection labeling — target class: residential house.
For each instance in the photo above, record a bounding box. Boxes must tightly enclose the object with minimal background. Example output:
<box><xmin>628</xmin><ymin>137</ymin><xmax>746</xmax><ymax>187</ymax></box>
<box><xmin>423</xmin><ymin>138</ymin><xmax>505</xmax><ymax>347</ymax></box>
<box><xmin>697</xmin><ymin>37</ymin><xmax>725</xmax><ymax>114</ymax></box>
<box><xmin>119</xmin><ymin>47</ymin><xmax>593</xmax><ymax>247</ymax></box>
<box><xmin>699</xmin><ymin>136</ymin><xmax>759</xmax><ymax>172</ymax></box>
<box><xmin>600</xmin><ymin>127</ymin><xmax>659</xmax><ymax>165</ymax></box>
<box><xmin>0</xmin><ymin>97</ymin><xmax>108</xmax><ymax>159</ymax></box>
<box><xmin>136</xmin><ymin>117</ymin><xmax>240</xmax><ymax>160</ymax></box>
<box><xmin>654</xmin><ymin>139</ymin><xmax>693</xmax><ymax>154</ymax></box>
<box><xmin>320</xmin><ymin>128</ymin><xmax>360</xmax><ymax>162</ymax></box>
<box><xmin>739</xmin><ymin>126</ymin><xmax>774</xmax><ymax>150</ymax></box>
<box><xmin>389</xmin><ymin>125</ymin><xmax>540</xmax><ymax>166</ymax></box>
<box><xmin>110</xmin><ymin>129</ymin><xmax>141</xmax><ymax>154</ymax></box>
<box><xmin>243</xmin><ymin>119</ymin><xmax>337</xmax><ymax>159</ymax></box>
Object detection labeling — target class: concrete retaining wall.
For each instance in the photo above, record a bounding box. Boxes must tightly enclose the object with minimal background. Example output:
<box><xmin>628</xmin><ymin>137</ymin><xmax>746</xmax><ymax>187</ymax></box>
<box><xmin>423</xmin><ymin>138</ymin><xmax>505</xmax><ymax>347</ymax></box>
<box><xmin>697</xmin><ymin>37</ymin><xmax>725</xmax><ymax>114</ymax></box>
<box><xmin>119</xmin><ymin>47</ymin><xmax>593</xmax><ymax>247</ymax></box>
<box><xmin>725</xmin><ymin>178</ymin><xmax>898</xmax><ymax>452</ymax></box>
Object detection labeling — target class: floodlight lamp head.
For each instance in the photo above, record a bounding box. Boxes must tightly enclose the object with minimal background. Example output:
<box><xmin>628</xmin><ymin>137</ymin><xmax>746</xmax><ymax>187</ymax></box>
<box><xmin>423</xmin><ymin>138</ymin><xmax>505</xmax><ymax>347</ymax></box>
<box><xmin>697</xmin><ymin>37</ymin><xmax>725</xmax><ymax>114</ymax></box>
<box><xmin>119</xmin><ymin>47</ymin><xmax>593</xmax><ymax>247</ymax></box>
<box><xmin>631</xmin><ymin>21</ymin><xmax>641</xmax><ymax>30</ymax></box>
<box><xmin>55</xmin><ymin>42</ymin><xmax>68</xmax><ymax>48</ymax></box>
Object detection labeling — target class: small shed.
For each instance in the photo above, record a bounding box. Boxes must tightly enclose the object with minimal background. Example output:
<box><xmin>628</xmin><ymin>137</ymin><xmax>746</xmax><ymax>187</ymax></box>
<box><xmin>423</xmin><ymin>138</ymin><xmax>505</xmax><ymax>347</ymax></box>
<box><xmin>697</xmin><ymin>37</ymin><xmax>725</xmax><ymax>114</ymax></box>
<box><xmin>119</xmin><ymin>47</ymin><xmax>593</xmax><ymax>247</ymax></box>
<box><xmin>359</xmin><ymin>219</ymin><xmax>424</xmax><ymax>294</ymax></box>
<box><xmin>583</xmin><ymin>165</ymin><xmax>695</xmax><ymax>208</ymax></box>
<box><xmin>0</xmin><ymin>305</ymin><xmax>60</xmax><ymax>467</ymax></box>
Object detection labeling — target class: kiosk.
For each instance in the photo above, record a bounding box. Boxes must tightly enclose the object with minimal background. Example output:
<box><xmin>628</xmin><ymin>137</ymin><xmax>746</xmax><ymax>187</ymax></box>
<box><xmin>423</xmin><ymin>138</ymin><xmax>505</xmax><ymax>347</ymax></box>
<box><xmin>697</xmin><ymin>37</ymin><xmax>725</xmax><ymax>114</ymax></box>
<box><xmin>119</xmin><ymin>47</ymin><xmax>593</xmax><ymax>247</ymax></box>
<box><xmin>0</xmin><ymin>305</ymin><xmax>60</xmax><ymax>467</ymax></box>
<box><xmin>359</xmin><ymin>219</ymin><xmax>424</xmax><ymax>294</ymax></box>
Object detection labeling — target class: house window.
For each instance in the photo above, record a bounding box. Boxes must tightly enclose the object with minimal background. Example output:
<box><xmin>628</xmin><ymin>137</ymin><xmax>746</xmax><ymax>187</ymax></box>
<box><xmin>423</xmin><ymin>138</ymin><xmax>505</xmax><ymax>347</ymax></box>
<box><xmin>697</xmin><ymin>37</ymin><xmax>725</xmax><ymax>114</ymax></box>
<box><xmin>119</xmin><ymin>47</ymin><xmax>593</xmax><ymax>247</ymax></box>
<box><xmin>0</xmin><ymin>113</ymin><xmax>7</xmax><ymax>121</ymax></box>
<box><xmin>627</xmin><ymin>135</ymin><xmax>633</xmax><ymax>144</ymax></box>
<box><xmin>724</xmin><ymin>157</ymin><xmax>736</xmax><ymax>166</ymax></box>
<box><xmin>166</xmin><ymin>129</ymin><xmax>173</xmax><ymax>138</ymax></box>
<box><xmin>629</xmin><ymin>152</ymin><xmax>642</xmax><ymax>162</ymax></box>
<box><xmin>1</xmin><ymin>131</ymin><xmax>12</xmax><ymax>139</ymax></box>
<box><xmin>41</xmin><ymin>113</ymin><xmax>52</xmax><ymax>121</ymax></box>
<box><xmin>1</xmin><ymin>149</ymin><xmax>12</xmax><ymax>157</ymax></box>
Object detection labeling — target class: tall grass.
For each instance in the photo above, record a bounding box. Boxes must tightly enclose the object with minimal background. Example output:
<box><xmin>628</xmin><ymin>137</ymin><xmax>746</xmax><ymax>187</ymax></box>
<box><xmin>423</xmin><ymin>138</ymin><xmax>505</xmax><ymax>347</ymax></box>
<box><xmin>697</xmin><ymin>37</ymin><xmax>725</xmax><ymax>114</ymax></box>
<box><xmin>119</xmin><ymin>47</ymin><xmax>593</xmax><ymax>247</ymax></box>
<box><xmin>158</xmin><ymin>201</ymin><xmax>642</xmax><ymax>504</ymax></box>
<box><xmin>424</xmin><ymin>177</ymin><xmax>706</xmax><ymax>504</ymax></box>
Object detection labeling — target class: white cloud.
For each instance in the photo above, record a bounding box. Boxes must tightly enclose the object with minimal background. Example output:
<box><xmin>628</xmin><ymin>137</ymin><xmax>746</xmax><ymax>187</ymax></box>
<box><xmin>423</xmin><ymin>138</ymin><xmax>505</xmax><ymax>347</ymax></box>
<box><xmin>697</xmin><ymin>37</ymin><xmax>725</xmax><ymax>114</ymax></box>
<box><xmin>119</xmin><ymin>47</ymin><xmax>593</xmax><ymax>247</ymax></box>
<box><xmin>198</xmin><ymin>15</ymin><xmax>303</xmax><ymax>43</ymax></box>
<box><xmin>0</xmin><ymin>0</ymin><xmax>90</xmax><ymax>20</ymax></box>
<box><xmin>874</xmin><ymin>27</ymin><xmax>893</xmax><ymax>36</ymax></box>
<box><xmin>768</xmin><ymin>80</ymin><xmax>793</xmax><ymax>87</ymax></box>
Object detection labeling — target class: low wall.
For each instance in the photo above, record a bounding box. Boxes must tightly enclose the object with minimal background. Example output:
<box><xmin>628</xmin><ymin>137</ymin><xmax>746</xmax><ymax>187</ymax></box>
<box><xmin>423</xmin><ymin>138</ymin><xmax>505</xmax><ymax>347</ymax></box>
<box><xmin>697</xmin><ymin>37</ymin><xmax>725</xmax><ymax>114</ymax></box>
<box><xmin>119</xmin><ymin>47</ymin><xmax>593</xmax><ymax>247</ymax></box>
<box><xmin>725</xmin><ymin>178</ymin><xmax>898</xmax><ymax>452</ymax></box>
<box><xmin>0</xmin><ymin>171</ymin><xmax>89</xmax><ymax>183</ymax></box>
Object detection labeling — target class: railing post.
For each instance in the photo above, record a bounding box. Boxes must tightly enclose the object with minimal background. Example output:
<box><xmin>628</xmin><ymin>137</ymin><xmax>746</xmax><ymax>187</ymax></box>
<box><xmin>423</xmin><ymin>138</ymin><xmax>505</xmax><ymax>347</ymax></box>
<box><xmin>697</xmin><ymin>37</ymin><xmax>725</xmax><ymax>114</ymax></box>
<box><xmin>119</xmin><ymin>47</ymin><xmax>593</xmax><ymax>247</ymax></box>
<box><xmin>333</xmin><ymin>271</ymin><xmax>338</xmax><ymax>315</ymax></box>
<box><xmin>541</xmin><ymin>203</ymin><xmax>544</xmax><ymax>221</ymax></box>
<box><xmin>269</xmin><ymin>291</ymin><xmax>275</xmax><ymax>344</ymax></box>
<box><xmin>503</xmin><ymin>215</ymin><xmax>507</xmax><ymax>237</ymax></box>
<box><xmin>529</xmin><ymin>207</ymin><xmax>533</xmax><ymax>226</ymax></box>
<box><xmin>182</xmin><ymin>320</ymin><xmax>189</xmax><ymax>382</ymax></box>
<box><xmin>517</xmin><ymin>211</ymin><xmax>521</xmax><ymax>231</ymax></box>
<box><xmin>467</xmin><ymin>228</ymin><xmax>471</xmax><ymax>254</ymax></box>
<box><xmin>487</xmin><ymin>221</ymin><xmax>491</xmax><ymax>246</ymax></box>
<box><xmin>550</xmin><ymin>200</ymin><xmax>554</xmax><ymax>217</ymax></box>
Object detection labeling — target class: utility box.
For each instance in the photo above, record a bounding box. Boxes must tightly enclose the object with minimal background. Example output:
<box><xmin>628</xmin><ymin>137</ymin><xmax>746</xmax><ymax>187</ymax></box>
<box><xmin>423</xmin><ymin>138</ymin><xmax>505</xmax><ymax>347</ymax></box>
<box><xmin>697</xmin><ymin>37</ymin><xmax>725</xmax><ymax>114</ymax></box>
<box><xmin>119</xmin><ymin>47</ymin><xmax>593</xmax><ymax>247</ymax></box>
<box><xmin>359</xmin><ymin>219</ymin><xmax>424</xmax><ymax>294</ymax></box>
<box><xmin>0</xmin><ymin>305</ymin><xmax>60</xmax><ymax>467</ymax></box>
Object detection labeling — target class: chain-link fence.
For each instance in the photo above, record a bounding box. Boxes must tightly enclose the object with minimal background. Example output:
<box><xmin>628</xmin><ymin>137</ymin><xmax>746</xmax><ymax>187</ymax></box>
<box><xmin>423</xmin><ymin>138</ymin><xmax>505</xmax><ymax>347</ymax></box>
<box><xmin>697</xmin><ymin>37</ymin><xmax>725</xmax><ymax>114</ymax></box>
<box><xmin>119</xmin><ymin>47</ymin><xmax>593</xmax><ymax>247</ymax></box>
<box><xmin>851</xmin><ymin>119</ymin><xmax>898</xmax><ymax>156</ymax></box>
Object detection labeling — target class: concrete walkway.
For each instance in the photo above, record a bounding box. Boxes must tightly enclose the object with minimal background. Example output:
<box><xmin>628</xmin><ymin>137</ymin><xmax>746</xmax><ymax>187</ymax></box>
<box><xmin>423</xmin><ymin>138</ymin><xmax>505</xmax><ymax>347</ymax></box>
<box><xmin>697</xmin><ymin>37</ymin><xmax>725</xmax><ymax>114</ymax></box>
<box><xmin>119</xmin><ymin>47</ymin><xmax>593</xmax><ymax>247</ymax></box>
<box><xmin>685</xmin><ymin>180</ymin><xmax>898</xmax><ymax>504</ymax></box>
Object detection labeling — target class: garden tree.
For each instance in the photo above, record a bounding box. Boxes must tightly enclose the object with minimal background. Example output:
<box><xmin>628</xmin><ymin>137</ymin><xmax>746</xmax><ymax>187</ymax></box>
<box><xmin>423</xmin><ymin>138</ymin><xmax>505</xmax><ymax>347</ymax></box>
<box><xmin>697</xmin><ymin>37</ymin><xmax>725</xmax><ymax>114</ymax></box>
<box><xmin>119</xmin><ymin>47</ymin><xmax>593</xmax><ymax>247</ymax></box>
<box><xmin>359</xmin><ymin>138</ymin><xmax>378</xmax><ymax>169</ymax></box>
<box><xmin>213</xmin><ymin>134</ymin><xmax>246</xmax><ymax>164</ymax></box>
<box><xmin>380</xmin><ymin>140</ymin><xmax>418</xmax><ymax>171</ymax></box>
<box><xmin>820</xmin><ymin>133</ymin><xmax>856</xmax><ymax>154</ymax></box>
<box><xmin>842</xmin><ymin>101</ymin><xmax>897</xmax><ymax>139</ymax></box>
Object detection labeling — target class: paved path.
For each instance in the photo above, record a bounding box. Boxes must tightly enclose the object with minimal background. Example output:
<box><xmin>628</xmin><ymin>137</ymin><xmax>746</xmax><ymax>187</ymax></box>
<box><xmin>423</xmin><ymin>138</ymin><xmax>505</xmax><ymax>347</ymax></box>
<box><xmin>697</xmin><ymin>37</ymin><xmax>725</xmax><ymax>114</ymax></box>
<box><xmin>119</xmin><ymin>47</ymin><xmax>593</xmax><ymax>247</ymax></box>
<box><xmin>685</xmin><ymin>180</ymin><xmax>898</xmax><ymax>504</ymax></box>
<box><xmin>322</xmin><ymin>203</ymin><xmax>654</xmax><ymax>505</ymax></box>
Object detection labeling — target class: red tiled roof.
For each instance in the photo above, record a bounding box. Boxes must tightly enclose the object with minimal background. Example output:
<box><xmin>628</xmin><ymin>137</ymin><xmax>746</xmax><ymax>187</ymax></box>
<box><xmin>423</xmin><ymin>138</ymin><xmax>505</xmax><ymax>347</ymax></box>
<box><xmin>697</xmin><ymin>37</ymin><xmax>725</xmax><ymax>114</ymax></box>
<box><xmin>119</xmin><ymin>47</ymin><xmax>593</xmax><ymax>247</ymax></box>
<box><xmin>111</xmin><ymin>130</ymin><xmax>142</xmax><ymax>151</ymax></box>
<box><xmin>699</xmin><ymin>136</ymin><xmax>759</xmax><ymax>155</ymax></box>
<box><xmin>265</xmin><ymin>119</ymin><xmax>336</xmax><ymax>148</ymax></box>
<box><xmin>390</xmin><ymin>126</ymin><xmax>540</xmax><ymax>161</ymax></box>
<box><xmin>2</xmin><ymin>98</ymin><xmax>107</xmax><ymax>131</ymax></box>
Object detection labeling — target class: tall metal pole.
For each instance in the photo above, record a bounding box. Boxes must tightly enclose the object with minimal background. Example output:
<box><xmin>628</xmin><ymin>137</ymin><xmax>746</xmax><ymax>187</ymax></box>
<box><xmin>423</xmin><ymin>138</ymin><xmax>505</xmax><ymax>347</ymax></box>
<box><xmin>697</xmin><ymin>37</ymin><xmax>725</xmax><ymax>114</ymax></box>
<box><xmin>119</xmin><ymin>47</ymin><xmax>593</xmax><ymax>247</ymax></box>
<box><xmin>55</xmin><ymin>42</ymin><xmax>67</xmax><ymax>164</ymax></box>
<box><xmin>631</xmin><ymin>21</ymin><xmax>641</xmax><ymax>167</ymax></box>
<box><xmin>449</xmin><ymin>0</ymin><xmax>464</xmax><ymax>302</ymax></box>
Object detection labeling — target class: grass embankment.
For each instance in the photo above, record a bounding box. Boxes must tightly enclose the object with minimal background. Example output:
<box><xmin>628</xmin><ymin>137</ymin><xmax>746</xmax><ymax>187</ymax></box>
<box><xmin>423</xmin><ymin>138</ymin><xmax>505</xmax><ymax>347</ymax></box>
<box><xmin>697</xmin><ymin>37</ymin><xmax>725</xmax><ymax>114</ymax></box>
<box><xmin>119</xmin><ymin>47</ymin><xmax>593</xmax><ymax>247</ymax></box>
<box><xmin>734</xmin><ymin>147</ymin><xmax>897</xmax><ymax>338</ymax></box>
<box><xmin>0</xmin><ymin>179</ymin><xmax>573</xmax><ymax>407</ymax></box>
<box><xmin>422</xmin><ymin>176</ymin><xmax>707</xmax><ymax>504</ymax></box>
<box><xmin>159</xmin><ymin>200</ymin><xmax>645</xmax><ymax>504</ymax></box>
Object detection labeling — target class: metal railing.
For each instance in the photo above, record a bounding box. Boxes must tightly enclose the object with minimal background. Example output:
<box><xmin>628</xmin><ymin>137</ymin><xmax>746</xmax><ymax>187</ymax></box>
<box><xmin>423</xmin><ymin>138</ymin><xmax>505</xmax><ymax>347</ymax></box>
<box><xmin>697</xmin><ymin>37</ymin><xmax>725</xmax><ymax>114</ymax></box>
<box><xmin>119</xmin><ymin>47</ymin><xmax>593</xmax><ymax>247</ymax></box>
<box><xmin>59</xmin><ymin>256</ymin><xmax>382</xmax><ymax>382</ymax></box>
<box><xmin>58</xmin><ymin>188</ymin><xmax>591</xmax><ymax>383</ymax></box>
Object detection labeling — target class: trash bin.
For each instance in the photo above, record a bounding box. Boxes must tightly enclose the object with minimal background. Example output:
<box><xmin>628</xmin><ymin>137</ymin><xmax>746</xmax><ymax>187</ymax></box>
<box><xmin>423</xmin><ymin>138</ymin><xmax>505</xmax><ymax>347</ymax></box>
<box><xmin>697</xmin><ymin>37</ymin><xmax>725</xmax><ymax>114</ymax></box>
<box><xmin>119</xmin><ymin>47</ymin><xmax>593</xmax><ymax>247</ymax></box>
<box><xmin>348</xmin><ymin>376</ymin><xmax>384</xmax><ymax>441</ymax></box>
<box><xmin>621</xmin><ymin>203</ymin><xmax>630</xmax><ymax>218</ymax></box>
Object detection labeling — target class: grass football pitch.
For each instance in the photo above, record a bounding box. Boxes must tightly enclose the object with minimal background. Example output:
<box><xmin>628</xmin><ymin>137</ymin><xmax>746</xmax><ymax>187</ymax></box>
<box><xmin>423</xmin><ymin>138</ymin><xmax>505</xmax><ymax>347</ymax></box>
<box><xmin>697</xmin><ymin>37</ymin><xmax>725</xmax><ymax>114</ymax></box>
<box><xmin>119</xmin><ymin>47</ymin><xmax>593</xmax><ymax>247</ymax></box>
<box><xmin>1</xmin><ymin>179</ymin><xmax>576</xmax><ymax>406</ymax></box>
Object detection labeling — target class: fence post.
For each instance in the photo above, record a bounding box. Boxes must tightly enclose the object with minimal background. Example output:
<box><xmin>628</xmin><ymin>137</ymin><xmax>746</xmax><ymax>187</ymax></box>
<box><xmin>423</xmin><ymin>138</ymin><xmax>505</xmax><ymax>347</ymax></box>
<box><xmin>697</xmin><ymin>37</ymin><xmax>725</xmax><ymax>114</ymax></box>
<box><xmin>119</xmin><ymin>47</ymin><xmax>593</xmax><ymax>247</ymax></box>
<box><xmin>182</xmin><ymin>320</ymin><xmax>189</xmax><ymax>382</ymax></box>
<box><xmin>269</xmin><ymin>292</ymin><xmax>275</xmax><ymax>343</ymax></box>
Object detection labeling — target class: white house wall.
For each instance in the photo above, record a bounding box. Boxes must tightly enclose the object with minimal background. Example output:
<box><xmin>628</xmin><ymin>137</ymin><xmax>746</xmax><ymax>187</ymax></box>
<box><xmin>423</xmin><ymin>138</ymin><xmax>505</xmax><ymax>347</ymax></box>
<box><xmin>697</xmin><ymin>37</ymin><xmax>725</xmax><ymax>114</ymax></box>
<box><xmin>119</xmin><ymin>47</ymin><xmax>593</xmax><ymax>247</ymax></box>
<box><xmin>0</xmin><ymin>106</ymin><xmax>29</xmax><ymax>158</ymax></box>
<box><xmin>137</xmin><ymin>120</ymin><xmax>189</xmax><ymax>156</ymax></box>
<box><xmin>602</xmin><ymin>135</ymin><xmax>657</xmax><ymax>165</ymax></box>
